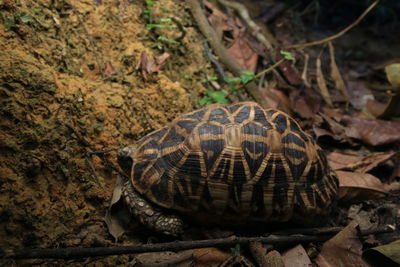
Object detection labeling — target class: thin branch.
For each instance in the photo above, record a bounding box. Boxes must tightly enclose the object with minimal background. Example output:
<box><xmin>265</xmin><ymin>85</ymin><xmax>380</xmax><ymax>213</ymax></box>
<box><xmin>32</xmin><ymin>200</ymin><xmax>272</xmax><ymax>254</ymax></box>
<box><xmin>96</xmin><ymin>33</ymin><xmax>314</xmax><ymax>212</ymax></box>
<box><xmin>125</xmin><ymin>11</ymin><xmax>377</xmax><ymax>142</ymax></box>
<box><xmin>185</xmin><ymin>0</ymin><xmax>269</xmax><ymax>107</ymax></box>
<box><xmin>286</xmin><ymin>0</ymin><xmax>381</xmax><ymax>49</ymax></box>
<box><xmin>217</xmin><ymin>0</ymin><xmax>274</xmax><ymax>53</ymax></box>
<box><xmin>1</xmin><ymin>225</ymin><xmax>394</xmax><ymax>259</ymax></box>
<box><xmin>254</xmin><ymin>58</ymin><xmax>285</xmax><ymax>80</ymax></box>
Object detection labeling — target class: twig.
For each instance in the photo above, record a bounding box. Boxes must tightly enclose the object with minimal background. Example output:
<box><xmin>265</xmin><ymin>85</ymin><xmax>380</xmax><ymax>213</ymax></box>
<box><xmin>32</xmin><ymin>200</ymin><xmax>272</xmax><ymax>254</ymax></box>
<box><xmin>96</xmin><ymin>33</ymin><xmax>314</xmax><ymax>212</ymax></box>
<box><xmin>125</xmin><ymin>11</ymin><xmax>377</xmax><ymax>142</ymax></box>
<box><xmin>0</xmin><ymin>235</ymin><xmax>329</xmax><ymax>259</ymax></box>
<box><xmin>1</xmin><ymin>225</ymin><xmax>394</xmax><ymax>259</ymax></box>
<box><xmin>217</xmin><ymin>0</ymin><xmax>274</xmax><ymax>53</ymax></box>
<box><xmin>254</xmin><ymin>58</ymin><xmax>285</xmax><ymax>80</ymax></box>
<box><xmin>286</xmin><ymin>0</ymin><xmax>381</xmax><ymax>49</ymax></box>
<box><xmin>185</xmin><ymin>0</ymin><xmax>269</xmax><ymax>107</ymax></box>
<box><xmin>203</xmin><ymin>41</ymin><xmax>227</xmax><ymax>82</ymax></box>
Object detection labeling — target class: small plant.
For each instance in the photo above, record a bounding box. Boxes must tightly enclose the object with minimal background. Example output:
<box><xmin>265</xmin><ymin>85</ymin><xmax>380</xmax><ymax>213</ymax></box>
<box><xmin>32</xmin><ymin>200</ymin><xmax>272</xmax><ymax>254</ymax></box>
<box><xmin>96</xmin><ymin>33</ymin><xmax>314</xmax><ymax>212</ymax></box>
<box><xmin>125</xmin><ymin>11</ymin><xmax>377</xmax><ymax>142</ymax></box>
<box><xmin>201</xmin><ymin>76</ymin><xmax>218</xmax><ymax>83</ymax></box>
<box><xmin>3</xmin><ymin>13</ymin><xmax>33</xmax><ymax>31</ymax></box>
<box><xmin>142</xmin><ymin>0</ymin><xmax>181</xmax><ymax>49</ymax></box>
<box><xmin>157</xmin><ymin>35</ymin><xmax>180</xmax><ymax>45</ymax></box>
<box><xmin>93</xmin><ymin>123</ymin><xmax>104</xmax><ymax>133</ymax></box>
<box><xmin>199</xmin><ymin>90</ymin><xmax>228</xmax><ymax>106</ymax></box>
<box><xmin>199</xmin><ymin>51</ymin><xmax>295</xmax><ymax>107</ymax></box>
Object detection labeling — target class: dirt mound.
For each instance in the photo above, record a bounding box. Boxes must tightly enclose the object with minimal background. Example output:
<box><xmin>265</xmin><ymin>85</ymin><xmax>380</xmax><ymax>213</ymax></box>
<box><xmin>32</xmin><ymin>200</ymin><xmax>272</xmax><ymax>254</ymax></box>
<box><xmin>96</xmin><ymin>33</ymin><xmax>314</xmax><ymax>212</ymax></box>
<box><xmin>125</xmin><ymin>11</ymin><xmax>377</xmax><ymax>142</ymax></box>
<box><xmin>0</xmin><ymin>0</ymin><xmax>212</xmax><ymax>264</ymax></box>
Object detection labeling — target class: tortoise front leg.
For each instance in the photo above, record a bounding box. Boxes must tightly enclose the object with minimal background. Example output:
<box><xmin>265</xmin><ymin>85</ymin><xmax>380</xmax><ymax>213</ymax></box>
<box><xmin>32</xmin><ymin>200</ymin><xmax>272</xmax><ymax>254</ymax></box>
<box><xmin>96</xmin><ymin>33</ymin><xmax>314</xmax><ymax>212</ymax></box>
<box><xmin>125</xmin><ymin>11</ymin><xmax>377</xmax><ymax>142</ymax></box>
<box><xmin>122</xmin><ymin>178</ymin><xmax>185</xmax><ymax>236</ymax></box>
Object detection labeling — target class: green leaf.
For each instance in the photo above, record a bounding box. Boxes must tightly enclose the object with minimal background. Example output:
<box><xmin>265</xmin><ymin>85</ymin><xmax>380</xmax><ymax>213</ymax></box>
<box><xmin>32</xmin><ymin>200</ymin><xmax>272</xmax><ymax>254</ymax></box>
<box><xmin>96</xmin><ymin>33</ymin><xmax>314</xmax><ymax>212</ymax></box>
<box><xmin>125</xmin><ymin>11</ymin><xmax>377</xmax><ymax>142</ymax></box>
<box><xmin>20</xmin><ymin>14</ymin><xmax>33</xmax><ymax>23</ymax></box>
<box><xmin>142</xmin><ymin>9</ymin><xmax>153</xmax><ymax>16</ymax></box>
<box><xmin>3</xmin><ymin>16</ymin><xmax>16</xmax><ymax>31</ymax></box>
<box><xmin>145</xmin><ymin>0</ymin><xmax>154</xmax><ymax>7</ymax></box>
<box><xmin>93</xmin><ymin>123</ymin><xmax>104</xmax><ymax>132</ymax></box>
<box><xmin>280</xmin><ymin>50</ymin><xmax>295</xmax><ymax>61</ymax></box>
<box><xmin>240</xmin><ymin>70</ymin><xmax>255</xmax><ymax>84</ymax></box>
<box><xmin>146</xmin><ymin>24</ymin><xmax>177</xmax><ymax>30</ymax></box>
<box><xmin>157</xmin><ymin>36</ymin><xmax>180</xmax><ymax>45</ymax></box>
<box><xmin>199</xmin><ymin>97</ymin><xmax>212</xmax><ymax>106</ymax></box>
<box><xmin>223</xmin><ymin>77</ymin><xmax>241</xmax><ymax>84</ymax></box>
<box><xmin>160</xmin><ymin>18</ymin><xmax>172</xmax><ymax>23</ymax></box>
<box><xmin>207</xmin><ymin>91</ymin><xmax>228</xmax><ymax>104</ymax></box>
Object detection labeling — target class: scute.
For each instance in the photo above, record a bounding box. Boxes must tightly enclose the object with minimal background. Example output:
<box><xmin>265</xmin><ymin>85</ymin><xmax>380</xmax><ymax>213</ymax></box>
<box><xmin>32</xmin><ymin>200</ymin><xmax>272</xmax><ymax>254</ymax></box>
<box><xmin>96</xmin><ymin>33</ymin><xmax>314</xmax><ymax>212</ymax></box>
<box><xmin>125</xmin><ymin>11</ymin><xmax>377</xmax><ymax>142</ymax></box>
<box><xmin>125</xmin><ymin>102</ymin><xmax>338</xmax><ymax>226</ymax></box>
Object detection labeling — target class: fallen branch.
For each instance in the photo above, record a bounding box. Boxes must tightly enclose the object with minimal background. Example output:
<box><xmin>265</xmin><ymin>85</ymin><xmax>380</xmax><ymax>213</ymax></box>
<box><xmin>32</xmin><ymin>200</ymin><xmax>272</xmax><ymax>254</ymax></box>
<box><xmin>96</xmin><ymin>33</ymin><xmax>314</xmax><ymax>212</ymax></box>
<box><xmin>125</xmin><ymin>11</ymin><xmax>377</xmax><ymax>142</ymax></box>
<box><xmin>1</xmin><ymin>225</ymin><xmax>394</xmax><ymax>259</ymax></box>
<box><xmin>185</xmin><ymin>0</ymin><xmax>269</xmax><ymax>107</ymax></box>
<box><xmin>217</xmin><ymin>0</ymin><xmax>275</xmax><ymax>53</ymax></box>
<box><xmin>287</xmin><ymin>0</ymin><xmax>381</xmax><ymax>49</ymax></box>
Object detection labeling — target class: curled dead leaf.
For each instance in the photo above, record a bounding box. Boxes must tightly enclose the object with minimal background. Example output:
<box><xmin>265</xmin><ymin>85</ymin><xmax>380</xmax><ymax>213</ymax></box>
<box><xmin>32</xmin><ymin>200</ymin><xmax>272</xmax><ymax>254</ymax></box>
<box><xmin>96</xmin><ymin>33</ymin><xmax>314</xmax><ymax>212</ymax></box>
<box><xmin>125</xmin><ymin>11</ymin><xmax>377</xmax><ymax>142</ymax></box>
<box><xmin>260</xmin><ymin>87</ymin><xmax>291</xmax><ymax>113</ymax></box>
<box><xmin>328</xmin><ymin>42</ymin><xmax>348</xmax><ymax>102</ymax></box>
<box><xmin>289</xmin><ymin>88</ymin><xmax>320</xmax><ymax>118</ymax></box>
<box><xmin>346</xmin><ymin>81</ymin><xmax>375</xmax><ymax>110</ymax></box>
<box><xmin>315</xmin><ymin>222</ymin><xmax>369</xmax><ymax>267</ymax></box>
<box><xmin>327</xmin><ymin>151</ymin><xmax>396</xmax><ymax>172</ymax></box>
<box><xmin>102</xmin><ymin>61</ymin><xmax>118</xmax><ymax>77</ymax></box>
<box><xmin>136</xmin><ymin>51</ymin><xmax>169</xmax><ymax>80</ymax></box>
<box><xmin>341</xmin><ymin>115</ymin><xmax>400</xmax><ymax>146</ymax></box>
<box><xmin>316</xmin><ymin>56</ymin><xmax>332</xmax><ymax>106</ymax></box>
<box><xmin>227</xmin><ymin>36</ymin><xmax>258</xmax><ymax>72</ymax></box>
<box><xmin>337</xmin><ymin>170</ymin><xmax>387</xmax><ymax>202</ymax></box>
<box><xmin>105</xmin><ymin>175</ymin><xmax>132</xmax><ymax>241</ymax></box>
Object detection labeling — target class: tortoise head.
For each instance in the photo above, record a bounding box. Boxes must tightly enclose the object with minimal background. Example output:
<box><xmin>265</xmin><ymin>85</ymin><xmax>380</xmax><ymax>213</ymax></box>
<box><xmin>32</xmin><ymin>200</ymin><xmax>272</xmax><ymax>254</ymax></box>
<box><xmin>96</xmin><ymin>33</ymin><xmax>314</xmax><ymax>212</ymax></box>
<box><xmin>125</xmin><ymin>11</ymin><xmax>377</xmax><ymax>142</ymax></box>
<box><xmin>117</xmin><ymin>146</ymin><xmax>136</xmax><ymax>174</ymax></box>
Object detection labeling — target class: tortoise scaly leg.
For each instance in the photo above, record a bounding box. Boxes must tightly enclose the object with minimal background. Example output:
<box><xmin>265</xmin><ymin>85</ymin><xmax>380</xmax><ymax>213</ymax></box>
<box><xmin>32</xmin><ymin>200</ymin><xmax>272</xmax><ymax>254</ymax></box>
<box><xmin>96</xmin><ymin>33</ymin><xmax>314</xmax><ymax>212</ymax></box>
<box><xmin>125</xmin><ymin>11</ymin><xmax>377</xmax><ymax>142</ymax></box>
<box><xmin>122</xmin><ymin>177</ymin><xmax>185</xmax><ymax>236</ymax></box>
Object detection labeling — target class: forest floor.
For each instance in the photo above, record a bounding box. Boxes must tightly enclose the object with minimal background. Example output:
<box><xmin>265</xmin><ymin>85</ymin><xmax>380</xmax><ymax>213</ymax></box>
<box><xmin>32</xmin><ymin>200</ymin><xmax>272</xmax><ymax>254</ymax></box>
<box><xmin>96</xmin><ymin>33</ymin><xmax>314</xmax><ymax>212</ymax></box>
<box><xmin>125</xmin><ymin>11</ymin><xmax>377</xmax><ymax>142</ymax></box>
<box><xmin>0</xmin><ymin>0</ymin><xmax>399</xmax><ymax>266</ymax></box>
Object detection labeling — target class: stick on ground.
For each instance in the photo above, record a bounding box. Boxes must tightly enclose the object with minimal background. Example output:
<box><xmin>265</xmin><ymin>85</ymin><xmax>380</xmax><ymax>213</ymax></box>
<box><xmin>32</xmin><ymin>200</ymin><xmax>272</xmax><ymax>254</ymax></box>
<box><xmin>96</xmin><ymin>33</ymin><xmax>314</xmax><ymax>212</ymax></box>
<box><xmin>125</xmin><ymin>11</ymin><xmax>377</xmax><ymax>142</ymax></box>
<box><xmin>1</xmin><ymin>225</ymin><xmax>394</xmax><ymax>259</ymax></box>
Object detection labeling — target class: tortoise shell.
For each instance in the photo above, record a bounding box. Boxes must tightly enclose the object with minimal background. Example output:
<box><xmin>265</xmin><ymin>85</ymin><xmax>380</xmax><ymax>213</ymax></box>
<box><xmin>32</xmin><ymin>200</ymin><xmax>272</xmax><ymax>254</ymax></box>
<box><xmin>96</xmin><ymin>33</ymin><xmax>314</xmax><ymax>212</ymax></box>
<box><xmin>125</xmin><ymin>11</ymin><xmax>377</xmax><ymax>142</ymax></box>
<box><xmin>123</xmin><ymin>102</ymin><xmax>338</xmax><ymax>225</ymax></box>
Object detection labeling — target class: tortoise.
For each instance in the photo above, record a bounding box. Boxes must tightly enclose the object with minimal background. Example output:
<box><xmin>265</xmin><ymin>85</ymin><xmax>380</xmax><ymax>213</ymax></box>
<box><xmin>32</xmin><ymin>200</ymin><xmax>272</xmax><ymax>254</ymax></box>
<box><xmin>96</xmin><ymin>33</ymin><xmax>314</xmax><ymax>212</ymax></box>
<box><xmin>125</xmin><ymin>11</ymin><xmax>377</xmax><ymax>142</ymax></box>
<box><xmin>117</xmin><ymin>102</ymin><xmax>338</xmax><ymax>236</ymax></box>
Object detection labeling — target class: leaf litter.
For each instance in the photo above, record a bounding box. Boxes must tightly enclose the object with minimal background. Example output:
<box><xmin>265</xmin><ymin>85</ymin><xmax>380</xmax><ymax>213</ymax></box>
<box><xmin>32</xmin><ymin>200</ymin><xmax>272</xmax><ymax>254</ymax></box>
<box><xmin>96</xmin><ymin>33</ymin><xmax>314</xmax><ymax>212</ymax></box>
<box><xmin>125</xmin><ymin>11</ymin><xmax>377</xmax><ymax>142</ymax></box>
<box><xmin>1</xmin><ymin>0</ymin><xmax>400</xmax><ymax>266</ymax></box>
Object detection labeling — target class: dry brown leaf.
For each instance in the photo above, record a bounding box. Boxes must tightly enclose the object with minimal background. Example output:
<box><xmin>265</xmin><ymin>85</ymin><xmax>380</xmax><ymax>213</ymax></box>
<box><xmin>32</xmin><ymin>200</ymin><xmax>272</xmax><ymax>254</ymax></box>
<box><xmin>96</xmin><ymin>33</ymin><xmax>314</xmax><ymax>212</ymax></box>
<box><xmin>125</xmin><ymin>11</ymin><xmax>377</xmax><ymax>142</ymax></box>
<box><xmin>319</xmin><ymin>112</ymin><xmax>347</xmax><ymax>136</ymax></box>
<box><xmin>278</xmin><ymin>58</ymin><xmax>303</xmax><ymax>86</ymax></box>
<box><xmin>328</xmin><ymin>42</ymin><xmax>348</xmax><ymax>101</ymax></box>
<box><xmin>316</xmin><ymin>56</ymin><xmax>332</xmax><ymax>106</ymax></box>
<box><xmin>367</xmin><ymin>99</ymin><xmax>388</xmax><ymax>117</ymax></box>
<box><xmin>227</xmin><ymin>37</ymin><xmax>258</xmax><ymax>71</ymax></box>
<box><xmin>289</xmin><ymin>89</ymin><xmax>320</xmax><ymax>118</ymax></box>
<box><xmin>313</xmin><ymin>126</ymin><xmax>343</xmax><ymax>141</ymax></box>
<box><xmin>327</xmin><ymin>152</ymin><xmax>396</xmax><ymax>172</ymax></box>
<box><xmin>300</xmin><ymin>52</ymin><xmax>311</xmax><ymax>87</ymax></box>
<box><xmin>260</xmin><ymin>87</ymin><xmax>291</xmax><ymax>113</ymax></box>
<box><xmin>136</xmin><ymin>51</ymin><xmax>154</xmax><ymax>80</ymax></box>
<box><xmin>337</xmin><ymin>170</ymin><xmax>387</xmax><ymax>202</ymax></box>
<box><xmin>384</xmin><ymin>182</ymin><xmax>400</xmax><ymax>192</ymax></box>
<box><xmin>341</xmin><ymin>115</ymin><xmax>400</xmax><ymax>146</ymax></box>
<box><xmin>315</xmin><ymin>222</ymin><xmax>369</xmax><ymax>267</ymax></box>
<box><xmin>155</xmin><ymin>52</ymin><xmax>170</xmax><ymax>67</ymax></box>
<box><xmin>105</xmin><ymin>176</ymin><xmax>131</xmax><ymax>241</ymax></box>
<box><xmin>282</xmin><ymin>245</ymin><xmax>312</xmax><ymax>267</ymax></box>
<box><xmin>135</xmin><ymin>51</ymin><xmax>170</xmax><ymax>80</ymax></box>
<box><xmin>346</xmin><ymin>81</ymin><xmax>375</xmax><ymax>110</ymax></box>
<box><xmin>192</xmin><ymin>248</ymin><xmax>231</xmax><ymax>267</ymax></box>
<box><xmin>205</xmin><ymin>0</ymin><xmax>235</xmax><ymax>40</ymax></box>
<box><xmin>102</xmin><ymin>61</ymin><xmax>118</xmax><ymax>76</ymax></box>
